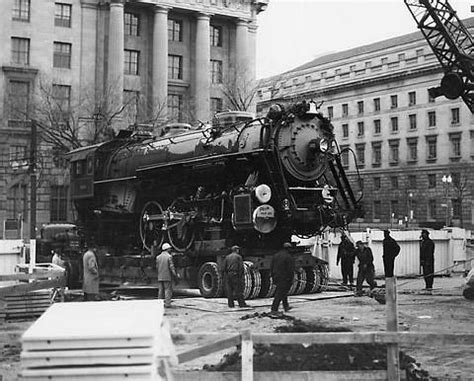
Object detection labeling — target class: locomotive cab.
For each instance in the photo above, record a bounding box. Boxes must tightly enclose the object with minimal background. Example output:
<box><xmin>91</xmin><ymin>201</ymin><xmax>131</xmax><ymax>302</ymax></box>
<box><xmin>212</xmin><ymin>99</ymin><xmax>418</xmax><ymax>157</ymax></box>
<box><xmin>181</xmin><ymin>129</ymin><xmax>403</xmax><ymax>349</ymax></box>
<box><xmin>68</xmin><ymin>144</ymin><xmax>102</xmax><ymax>200</ymax></box>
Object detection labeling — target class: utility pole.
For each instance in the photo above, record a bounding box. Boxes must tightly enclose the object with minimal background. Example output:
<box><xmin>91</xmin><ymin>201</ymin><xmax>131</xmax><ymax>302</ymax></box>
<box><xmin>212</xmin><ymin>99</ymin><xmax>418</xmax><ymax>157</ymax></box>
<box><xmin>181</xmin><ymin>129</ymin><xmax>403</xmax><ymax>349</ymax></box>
<box><xmin>29</xmin><ymin>120</ymin><xmax>37</xmax><ymax>271</ymax></box>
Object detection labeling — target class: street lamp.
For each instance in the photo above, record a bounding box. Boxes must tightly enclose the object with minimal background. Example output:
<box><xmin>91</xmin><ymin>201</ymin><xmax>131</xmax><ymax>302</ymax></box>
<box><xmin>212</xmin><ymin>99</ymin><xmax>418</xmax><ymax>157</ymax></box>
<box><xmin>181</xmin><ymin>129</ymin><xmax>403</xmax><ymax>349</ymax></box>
<box><xmin>442</xmin><ymin>174</ymin><xmax>452</xmax><ymax>226</ymax></box>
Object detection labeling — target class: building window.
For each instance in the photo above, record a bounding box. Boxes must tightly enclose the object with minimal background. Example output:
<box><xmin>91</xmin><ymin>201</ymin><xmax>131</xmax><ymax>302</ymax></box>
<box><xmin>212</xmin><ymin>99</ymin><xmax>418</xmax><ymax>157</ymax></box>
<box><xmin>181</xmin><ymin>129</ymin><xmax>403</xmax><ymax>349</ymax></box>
<box><xmin>374</xmin><ymin>98</ymin><xmax>380</xmax><ymax>112</ymax></box>
<box><xmin>372</xmin><ymin>142</ymin><xmax>382</xmax><ymax>167</ymax></box>
<box><xmin>389</xmin><ymin>140</ymin><xmax>399</xmax><ymax>165</ymax></box>
<box><xmin>374</xmin><ymin>119</ymin><xmax>381</xmax><ymax>134</ymax></box>
<box><xmin>8</xmin><ymin>80</ymin><xmax>30</xmax><ymax>123</ymax></box>
<box><xmin>407</xmin><ymin>138</ymin><xmax>418</xmax><ymax>162</ymax></box>
<box><xmin>416</xmin><ymin>48</ymin><xmax>424</xmax><ymax>57</ymax></box>
<box><xmin>211</xmin><ymin>97</ymin><xmax>223</xmax><ymax>114</ymax></box>
<box><xmin>52</xmin><ymin>84</ymin><xmax>71</xmax><ymax>123</ymax></box>
<box><xmin>373</xmin><ymin>177</ymin><xmax>381</xmax><ymax>190</ymax></box>
<box><xmin>391</xmin><ymin>117</ymin><xmax>398</xmax><ymax>133</ymax></box>
<box><xmin>357</xmin><ymin>101</ymin><xmax>364</xmax><ymax>115</ymax></box>
<box><xmin>124</xmin><ymin>49</ymin><xmax>139</xmax><ymax>75</ymax></box>
<box><xmin>408</xmin><ymin>175</ymin><xmax>417</xmax><ymax>188</ymax></box>
<box><xmin>428</xmin><ymin>199</ymin><xmax>436</xmax><ymax>219</ymax></box>
<box><xmin>168</xmin><ymin>55</ymin><xmax>182</xmax><ymax>79</ymax></box>
<box><xmin>340</xmin><ymin>145</ymin><xmax>349</xmax><ymax>167</ymax></box>
<box><xmin>55</xmin><ymin>3</ymin><xmax>72</xmax><ymax>28</ymax></box>
<box><xmin>428</xmin><ymin>174</ymin><xmax>436</xmax><ymax>188</ymax></box>
<box><xmin>428</xmin><ymin>111</ymin><xmax>436</xmax><ymax>127</ymax></box>
<box><xmin>409</xmin><ymin>114</ymin><xmax>417</xmax><ymax>130</ymax></box>
<box><xmin>357</xmin><ymin>121</ymin><xmax>364</xmax><ymax>136</ymax></box>
<box><xmin>356</xmin><ymin>144</ymin><xmax>365</xmax><ymax>166</ymax></box>
<box><xmin>168</xmin><ymin>94</ymin><xmax>183</xmax><ymax>122</ymax></box>
<box><xmin>391</xmin><ymin>200</ymin><xmax>399</xmax><ymax>218</ymax></box>
<box><xmin>53</xmin><ymin>42</ymin><xmax>71</xmax><ymax>68</ymax></box>
<box><xmin>373</xmin><ymin>200</ymin><xmax>381</xmax><ymax>220</ymax></box>
<box><xmin>342</xmin><ymin>103</ymin><xmax>348</xmax><ymax>117</ymax></box>
<box><xmin>9</xmin><ymin>145</ymin><xmax>27</xmax><ymax>164</ymax></box>
<box><xmin>210</xmin><ymin>25</ymin><xmax>222</xmax><ymax>47</ymax></box>
<box><xmin>125</xmin><ymin>12</ymin><xmax>139</xmax><ymax>36</ymax></box>
<box><xmin>211</xmin><ymin>59</ymin><xmax>223</xmax><ymax>84</ymax></box>
<box><xmin>7</xmin><ymin>184</ymin><xmax>27</xmax><ymax>220</ymax></box>
<box><xmin>123</xmin><ymin>89</ymin><xmax>139</xmax><ymax>122</ymax></box>
<box><xmin>428</xmin><ymin>90</ymin><xmax>436</xmax><ymax>103</ymax></box>
<box><xmin>11</xmin><ymin>37</ymin><xmax>30</xmax><ymax>65</ymax></box>
<box><xmin>13</xmin><ymin>0</ymin><xmax>30</xmax><ymax>21</ymax></box>
<box><xmin>327</xmin><ymin>106</ymin><xmax>333</xmax><ymax>119</ymax></box>
<box><xmin>449</xmin><ymin>133</ymin><xmax>461</xmax><ymax>158</ymax></box>
<box><xmin>390</xmin><ymin>176</ymin><xmax>398</xmax><ymax>189</ymax></box>
<box><xmin>426</xmin><ymin>136</ymin><xmax>437</xmax><ymax>161</ymax></box>
<box><xmin>452</xmin><ymin>198</ymin><xmax>461</xmax><ymax>220</ymax></box>
<box><xmin>390</xmin><ymin>95</ymin><xmax>398</xmax><ymax>109</ymax></box>
<box><xmin>365</xmin><ymin>61</ymin><xmax>372</xmax><ymax>68</ymax></box>
<box><xmin>168</xmin><ymin>19</ymin><xmax>182</xmax><ymax>41</ymax></box>
<box><xmin>451</xmin><ymin>107</ymin><xmax>460</xmax><ymax>125</ymax></box>
<box><xmin>398</xmin><ymin>53</ymin><xmax>405</xmax><ymax>60</ymax></box>
<box><xmin>50</xmin><ymin>185</ymin><xmax>68</xmax><ymax>222</ymax></box>
<box><xmin>408</xmin><ymin>91</ymin><xmax>416</xmax><ymax>106</ymax></box>
<box><xmin>342</xmin><ymin>124</ymin><xmax>349</xmax><ymax>138</ymax></box>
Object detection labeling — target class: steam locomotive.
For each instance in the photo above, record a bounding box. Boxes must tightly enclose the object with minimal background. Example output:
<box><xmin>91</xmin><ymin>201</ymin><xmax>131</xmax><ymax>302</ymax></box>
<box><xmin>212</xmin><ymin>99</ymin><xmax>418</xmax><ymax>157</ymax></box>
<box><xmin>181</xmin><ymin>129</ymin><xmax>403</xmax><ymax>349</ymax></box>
<box><xmin>68</xmin><ymin>101</ymin><xmax>362</xmax><ymax>298</ymax></box>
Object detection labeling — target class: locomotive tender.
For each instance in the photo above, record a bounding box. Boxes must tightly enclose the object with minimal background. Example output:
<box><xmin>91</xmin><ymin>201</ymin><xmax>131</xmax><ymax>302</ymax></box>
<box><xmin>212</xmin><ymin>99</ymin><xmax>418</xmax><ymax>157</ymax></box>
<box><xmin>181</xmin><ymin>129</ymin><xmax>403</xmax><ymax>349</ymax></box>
<box><xmin>68</xmin><ymin>101</ymin><xmax>362</xmax><ymax>298</ymax></box>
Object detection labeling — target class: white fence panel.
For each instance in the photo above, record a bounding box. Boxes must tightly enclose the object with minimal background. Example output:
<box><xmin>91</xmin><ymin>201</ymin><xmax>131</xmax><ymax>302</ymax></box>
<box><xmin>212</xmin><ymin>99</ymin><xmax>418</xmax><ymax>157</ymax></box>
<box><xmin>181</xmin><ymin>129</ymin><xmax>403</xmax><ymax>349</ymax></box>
<box><xmin>0</xmin><ymin>239</ymin><xmax>25</xmax><ymax>287</ymax></box>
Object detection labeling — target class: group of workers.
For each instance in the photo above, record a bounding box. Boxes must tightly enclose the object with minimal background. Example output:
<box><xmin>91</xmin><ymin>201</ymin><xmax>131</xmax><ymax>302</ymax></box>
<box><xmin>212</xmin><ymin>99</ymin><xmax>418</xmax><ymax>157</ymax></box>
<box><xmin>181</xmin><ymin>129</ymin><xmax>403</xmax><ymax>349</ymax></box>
<box><xmin>337</xmin><ymin>229</ymin><xmax>436</xmax><ymax>294</ymax></box>
<box><xmin>51</xmin><ymin>228</ymin><xmax>437</xmax><ymax>308</ymax></box>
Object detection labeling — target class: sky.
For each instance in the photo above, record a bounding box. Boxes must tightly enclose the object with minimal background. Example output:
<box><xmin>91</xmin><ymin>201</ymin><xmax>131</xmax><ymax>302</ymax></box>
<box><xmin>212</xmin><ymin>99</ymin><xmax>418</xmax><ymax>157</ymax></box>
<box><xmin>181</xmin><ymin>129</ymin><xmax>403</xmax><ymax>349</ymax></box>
<box><xmin>255</xmin><ymin>0</ymin><xmax>473</xmax><ymax>79</ymax></box>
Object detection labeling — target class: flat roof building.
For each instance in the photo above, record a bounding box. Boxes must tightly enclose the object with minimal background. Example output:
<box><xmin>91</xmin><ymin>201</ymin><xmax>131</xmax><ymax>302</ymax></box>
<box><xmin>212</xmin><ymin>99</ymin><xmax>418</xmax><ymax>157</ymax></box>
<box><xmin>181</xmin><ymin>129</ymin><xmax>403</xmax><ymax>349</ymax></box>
<box><xmin>257</xmin><ymin>18</ymin><xmax>474</xmax><ymax>231</ymax></box>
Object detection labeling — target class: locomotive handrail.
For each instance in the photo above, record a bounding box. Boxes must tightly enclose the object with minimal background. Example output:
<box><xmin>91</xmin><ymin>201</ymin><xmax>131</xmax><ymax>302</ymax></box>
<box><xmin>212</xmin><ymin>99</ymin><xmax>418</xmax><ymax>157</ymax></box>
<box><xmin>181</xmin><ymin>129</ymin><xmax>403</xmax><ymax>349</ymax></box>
<box><xmin>135</xmin><ymin>149</ymin><xmax>269</xmax><ymax>173</ymax></box>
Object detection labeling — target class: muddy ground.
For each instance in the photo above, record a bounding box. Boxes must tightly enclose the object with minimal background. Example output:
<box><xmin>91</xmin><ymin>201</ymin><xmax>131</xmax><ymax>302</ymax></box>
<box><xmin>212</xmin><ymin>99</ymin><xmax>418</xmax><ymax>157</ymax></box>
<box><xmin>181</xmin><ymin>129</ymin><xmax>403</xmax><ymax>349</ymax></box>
<box><xmin>1</xmin><ymin>275</ymin><xmax>473</xmax><ymax>380</ymax></box>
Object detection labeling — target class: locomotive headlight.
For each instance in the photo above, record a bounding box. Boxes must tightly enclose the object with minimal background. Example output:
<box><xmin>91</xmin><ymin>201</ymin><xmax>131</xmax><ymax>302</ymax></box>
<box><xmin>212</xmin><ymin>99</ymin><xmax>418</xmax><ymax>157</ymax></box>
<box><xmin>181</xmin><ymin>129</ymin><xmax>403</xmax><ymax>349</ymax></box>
<box><xmin>254</xmin><ymin>184</ymin><xmax>272</xmax><ymax>203</ymax></box>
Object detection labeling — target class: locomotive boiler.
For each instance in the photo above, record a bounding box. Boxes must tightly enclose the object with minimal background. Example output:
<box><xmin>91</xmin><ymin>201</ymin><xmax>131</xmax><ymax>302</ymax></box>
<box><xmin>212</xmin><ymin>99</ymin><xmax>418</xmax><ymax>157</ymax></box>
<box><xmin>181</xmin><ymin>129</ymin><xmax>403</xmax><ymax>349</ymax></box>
<box><xmin>68</xmin><ymin>101</ymin><xmax>362</xmax><ymax>298</ymax></box>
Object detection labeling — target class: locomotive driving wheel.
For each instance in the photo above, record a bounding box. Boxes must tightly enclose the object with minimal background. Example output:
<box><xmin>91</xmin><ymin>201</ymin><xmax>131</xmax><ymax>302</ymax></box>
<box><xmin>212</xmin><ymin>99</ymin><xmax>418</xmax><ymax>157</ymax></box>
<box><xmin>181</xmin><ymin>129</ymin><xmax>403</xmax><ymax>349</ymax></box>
<box><xmin>167</xmin><ymin>198</ymin><xmax>196</xmax><ymax>252</ymax></box>
<box><xmin>139</xmin><ymin>201</ymin><xmax>166</xmax><ymax>251</ymax></box>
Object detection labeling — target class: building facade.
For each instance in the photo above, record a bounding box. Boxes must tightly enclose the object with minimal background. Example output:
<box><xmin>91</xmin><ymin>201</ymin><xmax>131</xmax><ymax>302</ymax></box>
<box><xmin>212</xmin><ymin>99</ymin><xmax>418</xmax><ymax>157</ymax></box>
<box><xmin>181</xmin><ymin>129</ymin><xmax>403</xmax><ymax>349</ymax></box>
<box><xmin>0</xmin><ymin>0</ymin><xmax>266</xmax><ymax>238</ymax></box>
<box><xmin>257</xmin><ymin>19</ymin><xmax>474</xmax><ymax>231</ymax></box>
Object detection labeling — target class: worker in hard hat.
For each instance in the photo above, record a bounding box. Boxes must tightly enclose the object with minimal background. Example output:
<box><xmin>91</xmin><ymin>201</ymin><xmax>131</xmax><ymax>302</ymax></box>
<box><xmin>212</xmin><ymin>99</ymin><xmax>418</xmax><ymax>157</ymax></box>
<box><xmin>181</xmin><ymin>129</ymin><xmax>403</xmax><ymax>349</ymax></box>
<box><xmin>156</xmin><ymin>242</ymin><xmax>178</xmax><ymax>308</ymax></box>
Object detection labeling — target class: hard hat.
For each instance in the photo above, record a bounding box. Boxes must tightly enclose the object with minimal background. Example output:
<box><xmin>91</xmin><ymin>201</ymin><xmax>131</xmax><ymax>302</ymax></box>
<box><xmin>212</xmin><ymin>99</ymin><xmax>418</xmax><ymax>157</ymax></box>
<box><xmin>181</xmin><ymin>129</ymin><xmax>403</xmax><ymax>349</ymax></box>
<box><xmin>162</xmin><ymin>243</ymin><xmax>172</xmax><ymax>251</ymax></box>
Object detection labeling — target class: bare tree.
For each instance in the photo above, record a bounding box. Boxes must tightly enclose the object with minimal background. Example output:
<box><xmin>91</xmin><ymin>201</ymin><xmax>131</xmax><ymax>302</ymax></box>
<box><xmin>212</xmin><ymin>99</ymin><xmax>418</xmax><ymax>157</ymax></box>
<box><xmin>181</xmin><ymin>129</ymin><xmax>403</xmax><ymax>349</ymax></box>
<box><xmin>450</xmin><ymin>162</ymin><xmax>472</xmax><ymax>227</ymax></box>
<box><xmin>220</xmin><ymin>65</ymin><xmax>259</xmax><ymax>112</ymax></box>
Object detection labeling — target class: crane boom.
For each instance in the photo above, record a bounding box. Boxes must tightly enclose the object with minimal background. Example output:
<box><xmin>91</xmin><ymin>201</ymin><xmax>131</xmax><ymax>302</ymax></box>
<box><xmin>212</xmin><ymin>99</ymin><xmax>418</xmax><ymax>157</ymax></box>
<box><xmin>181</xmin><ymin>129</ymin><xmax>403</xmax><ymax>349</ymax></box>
<box><xmin>404</xmin><ymin>0</ymin><xmax>474</xmax><ymax>112</ymax></box>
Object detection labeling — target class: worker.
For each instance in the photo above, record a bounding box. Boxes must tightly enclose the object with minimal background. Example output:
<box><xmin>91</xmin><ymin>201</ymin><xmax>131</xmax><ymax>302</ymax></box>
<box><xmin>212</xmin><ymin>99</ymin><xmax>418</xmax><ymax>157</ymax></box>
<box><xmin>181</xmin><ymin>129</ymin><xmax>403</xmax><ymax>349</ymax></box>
<box><xmin>51</xmin><ymin>249</ymin><xmax>66</xmax><ymax>302</ymax></box>
<box><xmin>382</xmin><ymin>230</ymin><xmax>400</xmax><ymax>278</ymax></box>
<box><xmin>222</xmin><ymin>245</ymin><xmax>249</xmax><ymax>308</ymax></box>
<box><xmin>270</xmin><ymin>242</ymin><xmax>295</xmax><ymax>314</ymax></box>
<box><xmin>420</xmin><ymin>229</ymin><xmax>435</xmax><ymax>291</ymax></box>
<box><xmin>82</xmin><ymin>242</ymin><xmax>100</xmax><ymax>301</ymax></box>
<box><xmin>156</xmin><ymin>242</ymin><xmax>178</xmax><ymax>308</ymax></box>
<box><xmin>355</xmin><ymin>240</ymin><xmax>377</xmax><ymax>296</ymax></box>
<box><xmin>336</xmin><ymin>232</ymin><xmax>356</xmax><ymax>286</ymax></box>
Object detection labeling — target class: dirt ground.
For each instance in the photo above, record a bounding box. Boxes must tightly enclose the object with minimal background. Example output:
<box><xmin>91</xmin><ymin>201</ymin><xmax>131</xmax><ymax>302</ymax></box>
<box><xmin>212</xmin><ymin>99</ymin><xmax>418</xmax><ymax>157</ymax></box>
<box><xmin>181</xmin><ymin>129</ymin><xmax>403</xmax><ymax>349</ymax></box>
<box><xmin>1</xmin><ymin>275</ymin><xmax>473</xmax><ymax>380</ymax></box>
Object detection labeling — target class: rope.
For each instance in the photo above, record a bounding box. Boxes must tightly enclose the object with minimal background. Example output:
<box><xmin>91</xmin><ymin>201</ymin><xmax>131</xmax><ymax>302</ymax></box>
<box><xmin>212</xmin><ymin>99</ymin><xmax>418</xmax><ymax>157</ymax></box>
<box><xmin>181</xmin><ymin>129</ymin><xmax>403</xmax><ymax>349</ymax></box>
<box><xmin>396</xmin><ymin>257</ymin><xmax>474</xmax><ymax>288</ymax></box>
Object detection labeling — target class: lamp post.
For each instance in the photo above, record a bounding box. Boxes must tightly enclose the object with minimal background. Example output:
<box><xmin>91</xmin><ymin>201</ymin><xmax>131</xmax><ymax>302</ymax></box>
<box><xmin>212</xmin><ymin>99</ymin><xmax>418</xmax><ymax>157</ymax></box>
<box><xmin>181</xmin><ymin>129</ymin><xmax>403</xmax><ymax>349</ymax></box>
<box><xmin>441</xmin><ymin>174</ymin><xmax>452</xmax><ymax>227</ymax></box>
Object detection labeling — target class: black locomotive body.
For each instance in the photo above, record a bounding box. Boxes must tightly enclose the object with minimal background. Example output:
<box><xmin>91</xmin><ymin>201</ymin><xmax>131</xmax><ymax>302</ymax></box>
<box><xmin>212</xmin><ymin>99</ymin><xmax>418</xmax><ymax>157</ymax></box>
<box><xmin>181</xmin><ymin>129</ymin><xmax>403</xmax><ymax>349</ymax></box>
<box><xmin>68</xmin><ymin>102</ymin><xmax>362</xmax><ymax>298</ymax></box>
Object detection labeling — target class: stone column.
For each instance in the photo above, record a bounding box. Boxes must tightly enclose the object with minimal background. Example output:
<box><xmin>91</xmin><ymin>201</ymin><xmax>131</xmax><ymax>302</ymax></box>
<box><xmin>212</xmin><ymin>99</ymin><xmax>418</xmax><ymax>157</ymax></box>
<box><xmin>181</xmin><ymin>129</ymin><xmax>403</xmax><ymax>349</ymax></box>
<box><xmin>194</xmin><ymin>13</ymin><xmax>211</xmax><ymax>122</ymax></box>
<box><xmin>248</xmin><ymin>23</ymin><xmax>257</xmax><ymax>84</ymax></box>
<box><xmin>107</xmin><ymin>0</ymin><xmax>124</xmax><ymax>109</ymax></box>
<box><xmin>153</xmin><ymin>6</ymin><xmax>169</xmax><ymax>119</ymax></box>
<box><xmin>235</xmin><ymin>19</ymin><xmax>249</xmax><ymax>74</ymax></box>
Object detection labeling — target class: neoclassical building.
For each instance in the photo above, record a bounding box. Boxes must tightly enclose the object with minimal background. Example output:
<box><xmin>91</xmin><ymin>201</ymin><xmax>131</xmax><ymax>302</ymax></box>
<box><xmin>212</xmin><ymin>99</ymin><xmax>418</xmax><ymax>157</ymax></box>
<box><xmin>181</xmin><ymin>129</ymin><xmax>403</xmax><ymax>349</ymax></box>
<box><xmin>257</xmin><ymin>18</ymin><xmax>474</xmax><ymax>231</ymax></box>
<box><xmin>0</xmin><ymin>0</ymin><xmax>266</xmax><ymax>238</ymax></box>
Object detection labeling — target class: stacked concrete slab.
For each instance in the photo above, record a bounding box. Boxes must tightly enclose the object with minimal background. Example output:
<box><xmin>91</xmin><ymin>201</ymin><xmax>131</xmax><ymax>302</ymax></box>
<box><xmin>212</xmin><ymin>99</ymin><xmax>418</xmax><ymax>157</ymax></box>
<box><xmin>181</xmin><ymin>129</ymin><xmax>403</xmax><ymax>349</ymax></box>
<box><xmin>19</xmin><ymin>300</ymin><xmax>173</xmax><ymax>380</ymax></box>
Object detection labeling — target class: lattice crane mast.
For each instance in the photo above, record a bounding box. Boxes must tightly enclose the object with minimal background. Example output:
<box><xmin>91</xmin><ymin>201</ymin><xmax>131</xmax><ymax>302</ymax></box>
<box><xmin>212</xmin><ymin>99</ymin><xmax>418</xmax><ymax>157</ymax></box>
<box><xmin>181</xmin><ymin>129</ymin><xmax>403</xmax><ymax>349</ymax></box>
<box><xmin>404</xmin><ymin>0</ymin><xmax>474</xmax><ymax>113</ymax></box>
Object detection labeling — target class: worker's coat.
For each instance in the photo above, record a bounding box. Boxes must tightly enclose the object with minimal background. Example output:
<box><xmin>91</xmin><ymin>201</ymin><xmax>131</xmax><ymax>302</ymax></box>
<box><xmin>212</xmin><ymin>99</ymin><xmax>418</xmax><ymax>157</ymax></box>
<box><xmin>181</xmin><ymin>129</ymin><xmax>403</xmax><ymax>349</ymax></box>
<box><xmin>82</xmin><ymin>249</ymin><xmax>99</xmax><ymax>294</ymax></box>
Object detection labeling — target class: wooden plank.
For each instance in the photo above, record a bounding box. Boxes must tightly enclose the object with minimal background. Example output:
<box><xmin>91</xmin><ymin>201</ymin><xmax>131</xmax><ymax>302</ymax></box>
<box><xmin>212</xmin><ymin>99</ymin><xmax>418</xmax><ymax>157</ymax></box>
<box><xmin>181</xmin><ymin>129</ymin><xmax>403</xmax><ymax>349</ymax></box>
<box><xmin>252</xmin><ymin>332</ymin><xmax>474</xmax><ymax>345</ymax></box>
<box><xmin>172</xmin><ymin>370</ymin><xmax>393</xmax><ymax>381</ymax></box>
<box><xmin>0</xmin><ymin>271</ymin><xmax>64</xmax><ymax>281</ymax></box>
<box><xmin>385</xmin><ymin>277</ymin><xmax>400</xmax><ymax>381</ymax></box>
<box><xmin>241</xmin><ymin>329</ymin><xmax>254</xmax><ymax>381</ymax></box>
<box><xmin>0</xmin><ymin>279</ymin><xmax>65</xmax><ymax>296</ymax></box>
<box><xmin>177</xmin><ymin>334</ymin><xmax>241</xmax><ymax>364</ymax></box>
